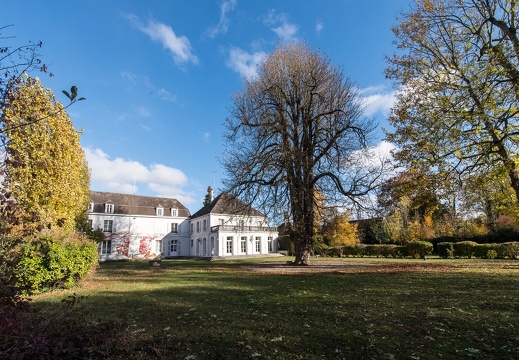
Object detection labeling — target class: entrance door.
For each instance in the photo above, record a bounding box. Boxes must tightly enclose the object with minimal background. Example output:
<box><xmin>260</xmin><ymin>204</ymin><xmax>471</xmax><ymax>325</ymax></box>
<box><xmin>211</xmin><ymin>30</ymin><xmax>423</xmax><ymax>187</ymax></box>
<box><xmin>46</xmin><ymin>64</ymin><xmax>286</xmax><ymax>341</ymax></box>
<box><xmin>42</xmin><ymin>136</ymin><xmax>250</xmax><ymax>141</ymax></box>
<box><xmin>170</xmin><ymin>239</ymin><xmax>179</xmax><ymax>256</ymax></box>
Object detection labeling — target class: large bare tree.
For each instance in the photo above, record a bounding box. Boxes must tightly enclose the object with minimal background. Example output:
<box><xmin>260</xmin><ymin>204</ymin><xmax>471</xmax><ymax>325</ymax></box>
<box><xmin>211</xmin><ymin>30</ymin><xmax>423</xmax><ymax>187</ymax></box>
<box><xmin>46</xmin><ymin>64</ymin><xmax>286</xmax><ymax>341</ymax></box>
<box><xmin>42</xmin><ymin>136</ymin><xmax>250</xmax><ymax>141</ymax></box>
<box><xmin>222</xmin><ymin>42</ymin><xmax>380</xmax><ymax>265</ymax></box>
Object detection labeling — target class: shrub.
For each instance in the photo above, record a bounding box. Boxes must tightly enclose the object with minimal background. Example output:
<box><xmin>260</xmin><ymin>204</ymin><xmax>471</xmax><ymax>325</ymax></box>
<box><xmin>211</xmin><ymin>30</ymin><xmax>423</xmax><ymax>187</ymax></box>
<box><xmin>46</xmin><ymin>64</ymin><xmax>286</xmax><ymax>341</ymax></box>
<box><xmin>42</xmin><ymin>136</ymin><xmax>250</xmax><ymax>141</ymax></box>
<box><xmin>452</xmin><ymin>241</ymin><xmax>478</xmax><ymax>258</ymax></box>
<box><xmin>498</xmin><ymin>242</ymin><xmax>519</xmax><ymax>259</ymax></box>
<box><xmin>474</xmin><ymin>244</ymin><xmax>500</xmax><ymax>259</ymax></box>
<box><xmin>405</xmin><ymin>241</ymin><xmax>433</xmax><ymax>259</ymax></box>
<box><xmin>437</xmin><ymin>242</ymin><xmax>454</xmax><ymax>259</ymax></box>
<box><xmin>363</xmin><ymin>244</ymin><xmax>383</xmax><ymax>257</ymax></box>
<box><xmin>380</xmin><ymin>245</ymin><xmax>399</xmax><ymax>258</ymax></box>
<box><xmin>342</xmin><ymin>244</ymin><xmax>362</xmax><ymax>257</ymax></box>
<box><xmin>486</xmin><ymin>249</ymin><xmax>498</xmax><ymax>259</ymax></box>
<box><xmin>277</xmin><ymin>235</ymin><xmax>294</xmax><ymax>255</ymax></box>
<box><xmin>11</xmin><ymin>232</ymin><xmax>98</xmax><ymax>296</ymax></box>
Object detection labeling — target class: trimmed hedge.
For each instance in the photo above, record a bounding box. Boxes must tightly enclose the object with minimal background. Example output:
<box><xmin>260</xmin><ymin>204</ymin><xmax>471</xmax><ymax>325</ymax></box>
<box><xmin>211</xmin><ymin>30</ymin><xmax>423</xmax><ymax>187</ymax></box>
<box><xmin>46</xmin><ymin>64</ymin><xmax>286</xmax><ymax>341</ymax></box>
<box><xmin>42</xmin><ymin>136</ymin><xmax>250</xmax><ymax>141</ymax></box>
<box><xmin>452</xmin><ymin>241</ymin><xmax>478</xmax><ymax>258</ymax></box>
<box><xmin>405</xmin><ymin>241</ymin><xmax>433</xmax><ymax>259</ymax></box>
<box><xmin>437</xmin><ymin>242</ymin><xmax>454</xmax><ymax>259</ymax></box>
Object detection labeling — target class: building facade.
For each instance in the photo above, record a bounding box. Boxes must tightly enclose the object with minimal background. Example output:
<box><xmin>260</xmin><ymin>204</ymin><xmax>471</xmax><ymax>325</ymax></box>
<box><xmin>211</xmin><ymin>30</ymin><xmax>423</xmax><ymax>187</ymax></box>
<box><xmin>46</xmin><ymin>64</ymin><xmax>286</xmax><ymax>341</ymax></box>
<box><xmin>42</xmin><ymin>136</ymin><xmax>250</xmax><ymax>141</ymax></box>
<box><xmin>88</xmin><ymin>189</ymin><xmax>278</xmax><ymax>260</ymax></box>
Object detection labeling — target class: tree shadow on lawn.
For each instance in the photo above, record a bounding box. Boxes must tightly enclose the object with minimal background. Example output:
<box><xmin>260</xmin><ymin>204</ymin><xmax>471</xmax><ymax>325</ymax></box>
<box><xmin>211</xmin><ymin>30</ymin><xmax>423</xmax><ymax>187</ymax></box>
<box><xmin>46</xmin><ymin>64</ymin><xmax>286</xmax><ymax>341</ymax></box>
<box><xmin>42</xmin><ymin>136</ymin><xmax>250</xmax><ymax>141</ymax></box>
<box><xmin>12</xmin><ymin>261</ymin><xmax>518</xmax><ymax>360</ymax></box>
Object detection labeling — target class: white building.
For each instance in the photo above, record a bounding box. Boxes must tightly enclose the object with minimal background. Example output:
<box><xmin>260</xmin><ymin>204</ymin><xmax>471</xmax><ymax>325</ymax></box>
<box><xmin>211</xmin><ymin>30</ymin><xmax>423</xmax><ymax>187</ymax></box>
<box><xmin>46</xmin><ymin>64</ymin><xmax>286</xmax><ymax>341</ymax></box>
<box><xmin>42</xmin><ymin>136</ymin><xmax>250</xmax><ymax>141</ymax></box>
<box><xmin>88</xmin><ymin>189</ymin><xmax>279</xmax><ymax>261</ymax></box>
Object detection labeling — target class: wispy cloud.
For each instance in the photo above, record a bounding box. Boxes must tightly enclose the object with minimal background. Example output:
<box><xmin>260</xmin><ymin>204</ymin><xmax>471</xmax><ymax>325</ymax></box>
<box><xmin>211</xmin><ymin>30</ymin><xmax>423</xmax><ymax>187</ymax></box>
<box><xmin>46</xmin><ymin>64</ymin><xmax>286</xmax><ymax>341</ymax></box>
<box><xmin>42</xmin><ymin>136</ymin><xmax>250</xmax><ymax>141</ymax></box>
<box><xmin>206</xmin><ymin>0</ymin><xmax>237</xmax><ymax>38</ymax></box>
<box><xmin>124</xmin><ymin>14</ymin><xmax>198</xmax><ymax>65</ymax></box>
<box><xmin>227</xmin><ymin>46</ymin><xmax>266</xmax><ymax>79</ymax></box>
<box><xmin>359</xmin><ymin>85</ymin><xmax>396</xmax><ymax>116</ymax></box>
<box><xmin>315</xmin><ymin>20</ymin><xmax>324</xmax><ymax>35</ymax></box>
<box><xmin>85</xmin><ymin>147</ymin><xmax>197</xmax><ymax>205</ymax></box>
<box><xmin>120</xmin><ymin>72</ymin><xmax>177</xmax><ymax>102</ymax></box>
<box><xmin>264</xmin><ymin>10</ymin><xmax>298</xmax><ymax>42</ymax></box>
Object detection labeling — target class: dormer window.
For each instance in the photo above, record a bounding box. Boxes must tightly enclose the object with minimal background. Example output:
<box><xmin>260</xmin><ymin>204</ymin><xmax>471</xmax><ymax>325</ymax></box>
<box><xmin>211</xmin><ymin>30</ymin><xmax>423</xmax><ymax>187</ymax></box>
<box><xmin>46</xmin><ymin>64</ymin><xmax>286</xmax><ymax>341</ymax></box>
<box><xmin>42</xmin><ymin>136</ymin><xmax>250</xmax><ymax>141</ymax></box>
<box><xmin>88</xmin><ymin>202</ymin><xmax>94</xmax><ymax>212</ymax></box>
<box><xmin>105</xmin><ymin>203</ymin><xmax>114</xmax><ymax>214</ymax></box>
<box><xmin>171</xmin><ymin>208</ymin><xmax>178</xmax><ymax>217</ymax></box>
<box><xmin>156</xmin><ymin>207</ymin><xmax>164</xmax><ymax>216</ymax></box>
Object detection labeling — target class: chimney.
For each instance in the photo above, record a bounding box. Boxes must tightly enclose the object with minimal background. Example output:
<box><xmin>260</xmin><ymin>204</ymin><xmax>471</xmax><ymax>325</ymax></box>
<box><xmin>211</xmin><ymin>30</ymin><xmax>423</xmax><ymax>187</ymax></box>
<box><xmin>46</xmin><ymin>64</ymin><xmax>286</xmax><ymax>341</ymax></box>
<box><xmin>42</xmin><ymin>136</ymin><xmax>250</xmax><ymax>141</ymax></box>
<box><xmin>208</xmin><ymin>186</ymin><xmax>214</xmax><ymax>201</ymax></box>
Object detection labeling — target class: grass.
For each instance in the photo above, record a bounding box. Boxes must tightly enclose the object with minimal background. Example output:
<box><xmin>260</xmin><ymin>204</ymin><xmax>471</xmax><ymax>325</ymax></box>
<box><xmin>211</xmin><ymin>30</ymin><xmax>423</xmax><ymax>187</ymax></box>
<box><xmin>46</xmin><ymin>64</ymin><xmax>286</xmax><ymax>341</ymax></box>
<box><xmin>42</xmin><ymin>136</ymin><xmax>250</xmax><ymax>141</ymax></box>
<box><xmin>7</xmin><ymin>257</ymin><xmax>519</xmax><ymax>359</ymax></box>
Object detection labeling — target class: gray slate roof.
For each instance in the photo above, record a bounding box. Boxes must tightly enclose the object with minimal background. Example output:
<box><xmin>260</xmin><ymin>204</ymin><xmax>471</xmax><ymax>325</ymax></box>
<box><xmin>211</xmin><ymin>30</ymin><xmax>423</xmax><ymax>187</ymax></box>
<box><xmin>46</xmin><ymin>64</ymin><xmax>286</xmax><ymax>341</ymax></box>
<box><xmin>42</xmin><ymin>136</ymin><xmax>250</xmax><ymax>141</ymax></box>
<box><xmin>190</xmin><ymin>192</ymin><xmax>265</xmax><ymax>219</ymax></box>
<box><xmin>90</xmin><ymin>191</ymin><xmax>190</xmax><ymax>217</ymax></box>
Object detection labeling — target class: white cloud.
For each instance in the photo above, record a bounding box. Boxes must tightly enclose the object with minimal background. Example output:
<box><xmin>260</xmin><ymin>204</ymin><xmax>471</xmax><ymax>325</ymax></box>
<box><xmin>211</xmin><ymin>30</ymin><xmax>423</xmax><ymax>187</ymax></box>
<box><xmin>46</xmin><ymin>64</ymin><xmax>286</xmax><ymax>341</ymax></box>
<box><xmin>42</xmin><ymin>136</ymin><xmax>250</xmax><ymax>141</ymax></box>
<box><xmin>315</xmin><ymin>20</ymin><xmax>324</xmax><ymax>35</ymax></box>
<box><xmin>227</xmin><ymin>47</ymin><xmax>266</xmax><ymax>79</ymax></box>
<box><xmin>359</xmin><ymin>85</ymin><xmax>396</xmax><ymax>116</ymax></box>
<box><xmin>125</xmin><ymin>14</ymin><xmax>198</xmax><ymax>65</ymax></box>
<box><xmin>264</xmin><ymin>10</ymin><xmax>298</xmax><ymax>42</ymax></box>
<box><xmin>120</xmin><ymin>72</ymin><xmax>177</xmax><ymax>102</ymax></box>
<box><xmin>206</xmin><ymin>0</ymin><xmax>237</xmax><ymax>38</ymax></box>
<box><xmin>84</xmin><ymin>147</ymin><xmax>197</xmax><ymax>205</ymax></box>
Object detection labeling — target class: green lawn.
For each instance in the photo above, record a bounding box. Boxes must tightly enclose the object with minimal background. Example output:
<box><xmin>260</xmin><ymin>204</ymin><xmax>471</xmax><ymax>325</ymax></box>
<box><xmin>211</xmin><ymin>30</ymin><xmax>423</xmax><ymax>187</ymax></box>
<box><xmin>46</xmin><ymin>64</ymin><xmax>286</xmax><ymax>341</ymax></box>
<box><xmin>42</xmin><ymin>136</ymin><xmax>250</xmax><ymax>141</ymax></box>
<box><xmin>15</xmin><ymin>258</ymin><xmax>519</xmax><ymax>359</ymax></box>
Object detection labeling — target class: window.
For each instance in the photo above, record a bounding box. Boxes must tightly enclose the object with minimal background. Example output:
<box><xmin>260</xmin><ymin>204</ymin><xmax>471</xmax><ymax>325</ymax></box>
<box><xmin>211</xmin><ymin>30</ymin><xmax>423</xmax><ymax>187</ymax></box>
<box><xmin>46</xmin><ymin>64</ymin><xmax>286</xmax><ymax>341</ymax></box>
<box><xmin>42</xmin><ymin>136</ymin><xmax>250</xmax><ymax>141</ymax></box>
<box><xmin>156</xmin><ymin>207</ymin><xmax>164</xmax><ymax>216</ymax></box>
<box><xmin>103</xmin><ymin>220</ymin><xmax>113</xmax><ymax>232</ymax></box>
<box><xmin>211</xmin><ymin>237</ymin><xmax>215</xmax><ymax>254</ymax></box>
<box><xmin>87</xmin><ymin>219</ymin><xmax>93</xmax><ymax>229</ymax></box>
<box><xmin>191</xmin><ymin>239</ymin><xmax>194</xmax><ymax>247</ymax></box>
<box><xmin>203</xmin><ymin>219</ymin><xmax>207</xmax><ymax>231</ymax></box>
<box><xmin>88</xmin><ymin>202</ymin><xmax>94</xmax><ymax>212</ymax></box>
<box><xmin>154</xmin><ymin>240</ymin><xmax>162</xmax><ymax>253</ymax></box>
<box><xmin>105</xmin><ymin>203</ymin><xmax>114</xmax><ymax>214</ymax></box>
<box><xmin>203</xmin><ymin>238</ymin><xmax>207</xmax><ymax>255</ymax></box>
<box><xmin>241</xmin><ymin>236</ymin><xmax>247</xmax><ymax>253</ymax></box>
<box><xmin>239</xmin><ymin>220</ymin><xmax>244</xmax><ymax>229</ymax></box>
<box><xmin>255</xmin><ymin>237</ymin><xmax>261</xmax><ymax>252</ymax></box>
<box><xmin>171</xmin><ymin>223</ymin><xmax>178</xmax><ymax>233</ymax></box>
<box><xmin>100</xmin><ymin>240</ymin><xmax>112</xmax><ymax>254</ymax></box>
<box><xmin>170</xmin><ymin>240</ymin><xmax>178</xmax><ymax>252</ymax></box>
<box><xmin>218</xmin><ymin>219</ymin><xmax>224</xmax><ymax>226</ymax></box>
<box><xmin>268</xmin><ymin>237</ymin><xmax>273</xmax><ymax>252</ymax></box>
<box><xmin>191</xmin><ymin>224</ymin><xmax>194</xmax><ymax>233</ymax></box>
<box><xmin>226</xmin><ymin>236</ymin><xmax>233</xmax><ymax>254</ymax></box>
<box><xmin>196</xmin><ymin>222</ymin><xmax>200</xmax><ymax>232</ymax></box>
<box><xmin>171</xmin><ymin>208</ymin><xmax>178</xmax><ymax>217</ymax></box>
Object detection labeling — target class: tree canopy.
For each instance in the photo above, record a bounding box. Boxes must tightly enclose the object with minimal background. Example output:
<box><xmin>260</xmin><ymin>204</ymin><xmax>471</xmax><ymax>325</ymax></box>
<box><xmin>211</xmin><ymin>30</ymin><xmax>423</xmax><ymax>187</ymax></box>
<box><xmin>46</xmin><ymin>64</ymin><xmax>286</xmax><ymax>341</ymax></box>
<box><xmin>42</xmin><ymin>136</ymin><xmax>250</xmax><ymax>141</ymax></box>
<box><xmin>0</xmin><ymin>75</ymin><xmax>90</xmax><ymax>234</ymax></box>
<box><xmin>386</xmin><ymin>0</ymin><xmax>519</xmax><ymax>216</ymax></box>
<box><xmin>222</xmin><ymin>42</ymin><xmax>380</xmax><ymax>265</ymax></box>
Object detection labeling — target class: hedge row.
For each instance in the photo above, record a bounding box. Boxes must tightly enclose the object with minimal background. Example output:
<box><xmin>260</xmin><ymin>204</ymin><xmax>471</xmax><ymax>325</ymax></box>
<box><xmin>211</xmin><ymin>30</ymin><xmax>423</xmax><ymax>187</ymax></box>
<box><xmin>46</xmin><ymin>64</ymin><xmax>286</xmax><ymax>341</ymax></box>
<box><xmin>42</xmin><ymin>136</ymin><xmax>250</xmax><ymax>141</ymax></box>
<box><xmin>437</xmin><ymin>241</ymin><xmax>519</xmax><ymax>259</ymax></box>
<box><xmin>316</xmin><ymin>241</ymin><xmax>434</xmax><ymax>259</ymax></box>
<box><xmin>8</xmin><ymin>234</ymin><xmax>99</xmax><ymax>295</ymax></box>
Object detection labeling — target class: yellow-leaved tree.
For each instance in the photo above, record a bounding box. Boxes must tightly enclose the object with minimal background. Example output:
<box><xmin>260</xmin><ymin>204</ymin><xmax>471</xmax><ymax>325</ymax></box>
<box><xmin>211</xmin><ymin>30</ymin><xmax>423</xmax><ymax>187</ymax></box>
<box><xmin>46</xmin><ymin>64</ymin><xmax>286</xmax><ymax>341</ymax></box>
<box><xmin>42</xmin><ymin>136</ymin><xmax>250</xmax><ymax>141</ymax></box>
<box><xmin>324</xmin><ymin>213</ymin><xmax>359</xmax><ymax>247</ymax></box>
<box><xmin>0</xmin><ymin>75</ymin><xmax>90</xmax><ymax>234</ymax></box>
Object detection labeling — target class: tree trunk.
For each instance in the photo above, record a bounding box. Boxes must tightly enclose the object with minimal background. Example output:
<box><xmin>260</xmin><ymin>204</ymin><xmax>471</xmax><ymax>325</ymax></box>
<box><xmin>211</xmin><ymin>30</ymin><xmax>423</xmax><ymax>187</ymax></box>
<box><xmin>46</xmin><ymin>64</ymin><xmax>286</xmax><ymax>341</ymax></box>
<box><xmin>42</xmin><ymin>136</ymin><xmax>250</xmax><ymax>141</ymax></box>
<box><xmin>292</xmin><ymin>236</ymin><xmax>312</xmax><ymax>265</ymax></box>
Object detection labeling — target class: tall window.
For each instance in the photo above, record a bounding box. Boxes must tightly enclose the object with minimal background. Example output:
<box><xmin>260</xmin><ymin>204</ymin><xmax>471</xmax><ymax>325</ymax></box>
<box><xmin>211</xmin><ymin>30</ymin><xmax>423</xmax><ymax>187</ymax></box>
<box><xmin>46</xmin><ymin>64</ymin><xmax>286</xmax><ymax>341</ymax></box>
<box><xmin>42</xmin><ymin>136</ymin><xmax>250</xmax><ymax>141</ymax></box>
<box><xmin>154</xmin><ymin>240</ymin><xmax>162</xmax><ymax>253</ymax></box>
<box><xmin>156</xmin><ymin>207</ymin><xmax>164</xmax><ymax>216</ymax></box>
<box><xmin>196</xmin><ymin>222</ymin><xmax>200</xmax><ymax>232</ymax></box>
<box><xmin>203</xmin><ymin>238</ymin><xmax>207</xmax><ymax>255</ymax></box>
<box><xmin>170</xmin><ymin>240</ymin><xmax>178</xmax><ymax>252</ymax></box>
<box><xmin>268</xmin><ymin>237</ymin><xmax>273</xmax><ymax>252</ymax></box>
<box><xmin>240</xmin><ymin>236</ymin><xmax>247</xmax><ymax>253</ymax></box>
<box><xmin>171</xmin><ymin>208</ymin><xmax>178</xmax><ymax>217</ymax></box>
<box><xmin>100</xmin><ymin>240</ymin><xmax>111</xmax><ymax>254</ymax></box>
<box><xmin>191</xmin><ymin>224</ymin><xmax>194</xmax><ymax>233</ymax></box>
<box><xmin>103</xmin><ymin>220</ymin><xmax>113</xmax><ymax>232</ymax></box>
<box><xmin>226</xmin><ymin>236</ymin><xmax>233</xmax><ymax>254</ymax></box>
<box><xmin>171</xmin><ymin>223</ymin><xmax>178</xmax><ymax>233</ymax></box>
<box><xmin>255</xmin><ymin>237</ymin><xmax>261</xmax><ymax>252</ymax></box>
<box><xmin>219</xmin><ymin>219</ymin><xmax>224</xmax><ymax>226</ymax></box>
<box><xmin>211</xmin><ymin>237</ymin><xmax>215</xmax><ymax>254</ymax></box>
<box><xmin>203</xmin><ymin>219</ymin><xmax>207</xmax><ymax>231</ymax></box>
<box><xmin>105</xmin><ymin>203</ymin><xmax>114</xmax><ymax>214</ymax></box>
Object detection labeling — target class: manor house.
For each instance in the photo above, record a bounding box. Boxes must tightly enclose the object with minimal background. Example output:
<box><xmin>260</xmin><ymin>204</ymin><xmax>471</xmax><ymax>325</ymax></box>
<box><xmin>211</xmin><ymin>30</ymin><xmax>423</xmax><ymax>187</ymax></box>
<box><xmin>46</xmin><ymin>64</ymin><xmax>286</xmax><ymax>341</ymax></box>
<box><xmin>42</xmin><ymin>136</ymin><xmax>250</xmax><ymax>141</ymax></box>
<box><xmin>88</xmin><ymin>188</ymin><xmax>279</xmax><ymax>260</ymax></box>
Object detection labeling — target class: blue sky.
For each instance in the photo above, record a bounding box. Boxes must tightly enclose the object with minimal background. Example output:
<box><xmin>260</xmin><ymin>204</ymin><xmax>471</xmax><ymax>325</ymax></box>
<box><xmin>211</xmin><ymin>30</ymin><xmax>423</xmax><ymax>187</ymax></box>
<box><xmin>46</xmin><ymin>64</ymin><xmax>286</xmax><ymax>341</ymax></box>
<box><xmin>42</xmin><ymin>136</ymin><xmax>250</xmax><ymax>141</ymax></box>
<box><xmin>2</xmin><ymin>0</ymin><xmax>411</xmax><ymax>213</ymax></box>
